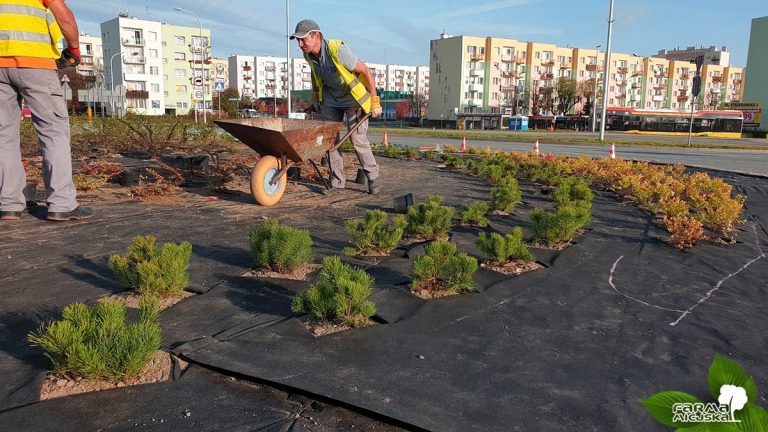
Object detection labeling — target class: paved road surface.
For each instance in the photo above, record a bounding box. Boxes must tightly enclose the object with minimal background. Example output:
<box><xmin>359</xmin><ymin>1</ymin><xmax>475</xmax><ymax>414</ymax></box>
<box><xmin>369</xmin><ymin>133</ymin><xmax>768</xmax><ymax>177</ymax></box>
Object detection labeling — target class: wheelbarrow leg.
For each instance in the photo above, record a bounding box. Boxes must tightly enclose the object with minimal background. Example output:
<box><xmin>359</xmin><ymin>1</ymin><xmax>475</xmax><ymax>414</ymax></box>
<box><xmin>308</xmin><ymin>157</ymin><xmax>331</xmax><ymax>192</ymax></box>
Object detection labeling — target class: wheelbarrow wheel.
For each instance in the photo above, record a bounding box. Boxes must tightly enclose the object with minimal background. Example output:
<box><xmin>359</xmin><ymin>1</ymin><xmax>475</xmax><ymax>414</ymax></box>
<box><xmin>250</xmin><ymin>155</ymin><xmax>286</xmax><ymax>206</ymax></box>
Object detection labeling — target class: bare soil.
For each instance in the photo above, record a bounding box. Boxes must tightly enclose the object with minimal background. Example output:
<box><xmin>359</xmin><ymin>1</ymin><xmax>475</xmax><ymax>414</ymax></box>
<box><xmin>481</xmin><ymin>260</ymin><xmax>545</xmax><ymax>276</ymax></box>
<box><xmin>301</xmin><ymin>316</ymin><xmax>376</xmax><ymax>337</ymax></box>
<box><xmin>246</xmin><ymin>263</ymin><xmax>323</xmax><ymax>281</ymax></box>
<box><xmin>411</xmin><ymin>281</ymin><xmax>463</xmax><ymax>300</ymax></box>
<box><xmin>99</xmin><ymin>290</ymin><xmax>195</xmax><ymax>310</ymax></box>
<box><xmin>39</xmin><ymin>351</ymin><xmax>172</xmax><ymax>400</ymax></box>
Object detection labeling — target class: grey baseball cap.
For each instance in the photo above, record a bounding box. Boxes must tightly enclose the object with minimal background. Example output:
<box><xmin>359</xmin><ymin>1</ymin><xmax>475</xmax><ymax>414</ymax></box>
<box><xmin>289</xmin><ymin>19</ymin><xmax>320</xmax><ymax>39</ymax></box>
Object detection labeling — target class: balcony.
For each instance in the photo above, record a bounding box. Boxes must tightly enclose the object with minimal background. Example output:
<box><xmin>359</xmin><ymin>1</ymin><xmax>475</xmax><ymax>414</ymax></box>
<box><xmin>469</xmin><ymin>68</ymin><xmax>483</xmax><ymax>77</ymax></box>
<box><xmin>733</xmin><ymin>78</ymin><xmax>742</xmax><ymax>85</ymax></box>
<box><xmin>243</xmin><ymin>75</ymin><xmax>252</xmax><ymax>80</ymax></box>
<box><xmin>616</xmin><ymin>94</ymin><xmax>626</xmax><ymax>99</ymax></box>
<box><xmin>122</xmin><ymin>38</ymin><xmax>145</xmax><ymax>46</ymax></box>
<box><xmin>125</xmin><ymin>90</ymin><xmax>149</xmax><ymax>99</ymax></box>
<box><xmin>616</xmin><ymin>80</ymin><xmax>627</xmax><ymax>87</ymax></box>
<box><xmin>653</xmin><ymin>84</ymin><xmax>667</xmax><ymax>90</ymax></box>
<box><xmin>631</xmin><ymin>71</ymin><xmax>642</xmax><ymax>77</ymax></box>
<box><xmin>680</xmin><ymin>73</ymin><xmax>690</xmax><ymax>80</ymax></box>
<box><xmin>500</xmin><ymin>85</ymin><xmax>516</xmax><ymax>92</ymax></box>
<box><xmin>559</xmin><ymin>63</ymin><xmax>571</xmax><ymax>69</ymax></box>
<box><xmin>515</xmin><ymin>56</ymin><xmax>526</xmax><ymax>64</ymax></box>
<box><xmin>500</xmin><ymin>71</ymin><xmax>515</xmax><ymax>78</ymax></box>
<box><xmin>469</xmin><ymin>53</ymin><xmax>485</xmax><ymax>61</ymax></box>
<box><xmin>631</xmin><ymin>83</ymin><xmax>641</xmax><ymax>89</ymax></box>
<box><xmin>541</xmin><ymin>60</ymin><xmax>555</xmax><ymax>67</ymax></box>
<box><xmin>712</xmin><ymin>75</ymin><xmax>723</xmax><ymax>83</ymax></box>
<box><xmin>123</xmin><ymin>56</ymin><xmax>145</xmax><ymax>64</ymax></box>
<box><xmin>466</xmin><ymin>98</ymin><xmax>483</xmax><ymax>106</ymax></box>
<box><xmin>617</xmin><ymin>66</ymin><xmax>628</xmax><ymax>74</ymax></box>
<box><xmin>265</xmin><ymin>66</ymin><xmax>276</xmax><ymax>72</ymax></box>
<box><xmin>242</xmin><ymin>65</ymin><xmax>252</xmax><ymax>71</ymax></box>
<box><xmin>677</xmin><ymin>95</ymin><xmax>689</xmax><ymax>102</ymax></box>
<box><xmin>501</xmin><ymin>55</ymin><xmax>513</xmax><ymax>62</ymax></box>
<box><xmin>265</xmin><ymin>84</ymin><xmax>275</xmax><ymax>89</ymax></box>
<box><xmin>468</xmin><ymin>83</ymin><xmax>482</xmax><ymax>92</ymax></box>
<box><xmin>541</xmin><ymin>73</ymin><xmax>554</xmax><ymax>80</ymax></box>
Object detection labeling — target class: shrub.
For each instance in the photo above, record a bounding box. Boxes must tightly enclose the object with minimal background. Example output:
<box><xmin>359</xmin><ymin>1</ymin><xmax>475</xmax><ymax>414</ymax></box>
<box><xmin>526</xmin><ymin>161</ymin><xmax>563</xmax><ymax>185</ymax></box>
<box><xmin>108</xmin><ymin>236</ymin><xmax>193</xmax><ymax>298</ymax></box>
<box><xmin>444</xmin><ymin>144</ymin><xmax>457</xmax><ymax>153</ymax></box>
<box><xmin>460</xmin><ymin>202</ymin><xmax>490</xmax><ymax>227</ymax></box>
<box><xmin>552</xmin><ymin>177</ymin><xmax>593</xmax><ymax>206</ymax></box>
<box><xmin>406</xmin><ymin>195</ymin><xmax>455</xmax><ymax>239</ymax></box>
<box><xmin>291</xmin><ymin>256</ymin><xmax>375</xmax><ymax>327</ymax></box>
<box><xmin>402</xmin><ymin>146</ymin><xmax>420</xmax><ymax>160</ymax></box>
<box><xmin>381</xmin><ymin>144</ymin><xmax>402</xmax><ymax>158</ymax></box>
<box><xmin>483</xmin><ymin>164</ymin><xmax>506</xmax><ymax>185</ymax></box>
<box><xmin>663</xmin><ymin>215</ymin><xmax>705</xmax><ymax>250</ymax></box>
<box><xmin>490</xmin><ymin>176</ymin><xmax>523</xmax><ymax>213</ymax></box>
<box><xmin>411</xmin><ymin>240</ymin><xmax>478</xmax><ymax>294</ymax></box>
<box><xmin>128</xmin><ymin>167</ymin><xmax>184</xmax><ymax>198</ymax></box>
<box><xmin>344</xmin><ymin>210</ymin><xmax>408</xmax><ymax>256</ymax></box>
<box><xmin>28</xmin><ymin>296</ymin><xmax>162</xmax><ymax>382</ymax></box>
<box><xmin>530</xmin><ymin>203</ymin><xmax>590</xmax><ymax>246</ymax></box>
<box><xmin>477</xmin><ymin>227</ymin><xmax>535</xmax><ymax>265</ymax></box>
<box><xmin>443</xmin><ymin>154</ymin><xmax>464</xmax><ymax>171</ymax></box>
<box><xmin>465</xmin><ymin>159</ymin><xmax>483</xmax><ymax>176</ymax></box>
<box><xmin>249</xmin><ymin>220</ymin><xmax>314</xmax><ymax>272</ymax></box>
<box><xmin>118</xmin><ymin>114</ymin><xmax>192</xmax><ymax>157</ymax></box>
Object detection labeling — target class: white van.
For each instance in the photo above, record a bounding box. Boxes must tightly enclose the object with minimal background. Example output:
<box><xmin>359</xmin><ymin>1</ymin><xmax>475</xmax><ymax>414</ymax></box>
<box><xmin>239</xmin><ymin>109</ymin><xmax>259</xmax><ymax>118</ymax></box>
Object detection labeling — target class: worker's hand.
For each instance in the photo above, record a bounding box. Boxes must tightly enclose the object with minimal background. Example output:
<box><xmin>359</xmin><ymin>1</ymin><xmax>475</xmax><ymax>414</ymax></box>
<box><xmin>370</xmin><ymin>95</ymin><xmax>382</xmax><ymax>118</ymax></box>
<box><xmin>310</xmin><ymin>90</ymin><xmax>321</xmax><ymax>113</ymax></box>
<box><xmin>60</xmin><ymin>46</ymin><xmax>81</xmax><ymax>67</ymax></box>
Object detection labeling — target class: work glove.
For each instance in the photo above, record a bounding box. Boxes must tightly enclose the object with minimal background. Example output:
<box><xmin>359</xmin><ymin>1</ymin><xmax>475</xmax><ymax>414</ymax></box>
<box><xmin>310</xmin><ymin>90</ymin><xmax>321</xmax><ymax>113</ymax></box>
<box><xmin>58</xmin><ymin>46</ymin><xmax>81</xmax><ymax>68</ymax></box>
<box><xmin>370</xmin><ymin>95</ymin><xmax>382</xmax><ymax>118</ymax></box>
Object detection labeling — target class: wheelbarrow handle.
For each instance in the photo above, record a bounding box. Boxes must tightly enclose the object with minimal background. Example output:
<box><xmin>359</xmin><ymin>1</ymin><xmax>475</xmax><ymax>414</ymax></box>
<box><xmin>329</xmin><ymin>112</ymin><xmax>372</xmax><ymax>153</ymax></box>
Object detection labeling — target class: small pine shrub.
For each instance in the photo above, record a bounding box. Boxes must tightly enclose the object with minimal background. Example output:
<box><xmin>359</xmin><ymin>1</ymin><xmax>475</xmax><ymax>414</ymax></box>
<box><xmin>382</xmin><ymin>145</ymin><xmax>401</xmax><ymax>158</ymax></box>
<box><xmin>552</xmin><ymin>177</ymin><xmax>593</xmax><ymax>206</ymax></box>
<box><xmin>530</xmin><ymin>203</ymin><xmax>590</xmax><ymax>245</ymax></box>
<box><xmin>28</xmin><ymin>297</ymin><xmax>162</xmax><ymax>382</ymax></box>
<box><xmin>443</xmin><ymin>154</ymin><xmax>464</xmax><ymax>171</ymax></box>
<box><xmin>460</xmin><ymin>202</ymin><xmax>490</xmax><ymax>227</ymax></box>
<box><xmin>406</xmin><ymin>195</ymin><xmax>456</xmax><ymax>239</ymax></box>
<box><xmin>477</xmin><ymin>227</ymin><xmax>535</xmax><ymax>265</ymax></box>
<box><xmin>465</xmin><ymin>159</ymin><xmax>483</xmax><ymax>176</ymax></box>
<box><xmin>402</xmin><ymin>146</ymin><xmax>420</xmax><ymax>160</ymax></box>
<box><xmin>291</xmin><ymin>256</ymin><xmax>375</xmax><ymax>327</ymax></box>
<box><xmin>108</xmin><ymin>236</ymin><xmax>192</xmax><ymax>298</ymax></box>
<box><xmin>490</xmin><ymin>176</ymin><xmax>523</xmax><ymax>213</ymax></box>
<box><xmin>344</xmin><ymin>210</ymin><xmax>408</xmax><ymax>256</ymax></box>
<box><xmin>526</xmin><ymin>161</ymin><xmax>563</xmax><ymax>185</ymax></box>
<box><xmin>411</xmin><ymin>240</ymin><xmax>478</xmax><ymax>294</ymax></box>
<box><xmin>249</xmin><ymin>220</ymin><xmax>314</xmax><ymax>273</ymax></box>
<box><xmin>444</xmin><ymin>144</ymin><xmax>458</xmax><ymax>153</ymax></box>
<box><xmin>483</xmin><ymin>164</ymin><xmax>505</xmax><ymax>185</ymax></box>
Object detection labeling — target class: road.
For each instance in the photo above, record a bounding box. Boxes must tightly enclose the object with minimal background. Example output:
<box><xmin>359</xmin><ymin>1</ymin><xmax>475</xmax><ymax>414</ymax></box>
<box><xmin>369</xmin><ymin>133</ymin><xmax>768</xmax><ymax>177</ymax></box>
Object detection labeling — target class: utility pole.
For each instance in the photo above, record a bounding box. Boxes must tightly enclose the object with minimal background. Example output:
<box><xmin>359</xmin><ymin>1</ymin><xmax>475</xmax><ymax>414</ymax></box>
<box><xmin>598</xmin><ymin>0</ymin><xmax>615</xmax><ymax>142</ymax></box>
<box><xmin>687</xmin><ymin>55</ymin><xmax>704</xmax><ymax>147</ymax></box>
<box><xmin>590</xmin><ymin>45</ymin><xmax>601</xmax><ymax>133</ymax></box>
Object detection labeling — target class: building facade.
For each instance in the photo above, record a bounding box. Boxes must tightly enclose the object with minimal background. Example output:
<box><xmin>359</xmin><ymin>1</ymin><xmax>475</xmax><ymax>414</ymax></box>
<box><xmin>657</xmin><ymin>46</ymin><xmax>730</xmax><ymax>67</ymax></box>
<box><xmin>161</xmin><ymin>24</ymin><xmax>211</xmax><ymax>116</ymax></box>
<box><xmin>428</xmin><ymin>33</ymin><xmax>745</xmax><ymax>128</ymax></box>
<box><xmin>100</xmin><ymin>16</ymin><xmax>164</xmax><ymax>116</ymax></box>
<box><xmin>77</xmin><ymin>33</ymin><xmax>103</xmax><ymax>78</ymax></box>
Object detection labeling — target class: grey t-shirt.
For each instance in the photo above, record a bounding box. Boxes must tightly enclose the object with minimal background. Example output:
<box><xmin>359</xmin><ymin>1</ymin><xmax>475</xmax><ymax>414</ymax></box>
<box><xmin>309</xmin><ymin>39</ymin><xmax>359</xmax><ymax>108</ymax></box>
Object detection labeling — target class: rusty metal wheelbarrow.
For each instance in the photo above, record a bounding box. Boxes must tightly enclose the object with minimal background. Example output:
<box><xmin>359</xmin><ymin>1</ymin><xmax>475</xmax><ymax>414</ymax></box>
<box><xmin>215</xmin><ymin>114</ymin><xmax>370</xmax><ymax>206</ymax></box>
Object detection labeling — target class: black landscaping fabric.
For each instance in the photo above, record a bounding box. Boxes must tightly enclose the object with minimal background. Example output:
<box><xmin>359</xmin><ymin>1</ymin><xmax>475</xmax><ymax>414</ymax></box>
<box><xmin>1</xmin><ymin>157</ymin><xmax>767</xmax><ymax>431</ymax></box>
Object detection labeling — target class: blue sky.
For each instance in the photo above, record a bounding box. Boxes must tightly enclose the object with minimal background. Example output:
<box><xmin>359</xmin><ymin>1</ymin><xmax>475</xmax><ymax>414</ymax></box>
<box><xmin>67</xmin><ymin>0</ymin><xmax>765</xmax><ymax>67</ymax></box>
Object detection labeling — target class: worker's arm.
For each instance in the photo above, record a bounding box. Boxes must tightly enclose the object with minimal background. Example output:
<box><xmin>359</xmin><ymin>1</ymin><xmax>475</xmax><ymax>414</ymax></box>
<box><xmin>352</xmin><ymin>61</ymin><xmax>381</xmax><ymax>117</ymax></box>
<box><xmin>47</xmin><ymin>0</ymin><xmax>79</xmax><ymax>49</ymax></box>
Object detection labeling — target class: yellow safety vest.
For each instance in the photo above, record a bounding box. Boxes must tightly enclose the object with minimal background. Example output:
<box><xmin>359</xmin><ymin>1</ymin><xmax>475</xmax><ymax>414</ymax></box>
<box><xmin>0</xmin><ymin>0</ymin><xmax>62</xmax><ymax>59</ymax></box>
<box><xmin>307</xmin><ymin>39</ymin><xmax>371</xmax><ymax>114</ymax></box>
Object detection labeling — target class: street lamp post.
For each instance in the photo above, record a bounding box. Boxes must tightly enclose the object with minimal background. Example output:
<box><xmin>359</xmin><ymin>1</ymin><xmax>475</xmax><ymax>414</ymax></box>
<box><xmin>590</xmin><ymin>45</ymin><xmax>601</xmax><ymax>133</ymax></box>
<box><xmin>598</xmin><ymin>0</ymin><xmax>615</xmax><ymax>142</ymax></box>
<box><xmin>109</xmin><ymin>51</ymin><xmax>121</xmax><ymax>117</ymax></box>
<box><xmin>173</xmin><ymin>7</ymin><xmax>206</xmax><ymax>123</ymax></box>
<box><xmin>286</xmin><ymin>0</ymin><xmax>291</xmax><ymax>117</ymax></box>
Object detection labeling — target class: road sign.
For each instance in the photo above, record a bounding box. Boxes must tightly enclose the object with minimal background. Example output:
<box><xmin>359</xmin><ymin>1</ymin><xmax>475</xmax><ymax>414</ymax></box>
<box><xmin>193</xmin><ymin>77</ymin><xmax>204</xmax><ymax>86</ymax></box>
<box><xmin>227</xmin><ymin>98</ymin><xmax>240</xmax><ymax>102</ymax></box>
<box><xmin>194</xmin><ymin>90</ymin><xmax>204</xmax><ymax>99</ymax></box>
<box><xmin>692</xmin><ymin>76</ymin><xmax>701</xmax><ymax>97</ymax></box>
<box><xmin>213</xmin><ymin>81</ymin><xmax>225</xmax><ymax>93</ymax></box>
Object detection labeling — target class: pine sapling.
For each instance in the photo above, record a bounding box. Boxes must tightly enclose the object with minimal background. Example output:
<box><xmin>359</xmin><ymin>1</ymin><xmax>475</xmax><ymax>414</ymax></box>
<box><xmin>406</xmin><ymin>195</ymin><xmax>456</xmax><ymax>239</ymax></box>
<box><xmin>460</xmin><ymin>202</ymin><xmax>490</xmax><ymax>227</ymax></box>
<box><xmin>291</xmin><ymin>256</ymin><xmax>376</xmax><ymax>328</ymax></box>
<box><xmin>249</xmin><ymin>219</ymin><xmax>314</xmax><ymax>273</ymax></box>
<box><xmin>411</xmin><ymin>240</ymin><xmax>478</xmax><ymax>294</ymax></box>
<box><xmin>344</xmin><ymin>210</ymin><xmax>407</xmax><ymax>256</ymax></box>
<box><xmin>108</xmin><ymin>235</ymin><xmax>192</xmax><ymax>298</ymax></box>
<box><xmin>490</xmin><ymin>176</ymin><xmax>523</xmax><ymax>213</ymax></box>
<box><xmin>477</xmin><ymin>227</ymin><xmax>535</xmax><ymax>265</ymax></box>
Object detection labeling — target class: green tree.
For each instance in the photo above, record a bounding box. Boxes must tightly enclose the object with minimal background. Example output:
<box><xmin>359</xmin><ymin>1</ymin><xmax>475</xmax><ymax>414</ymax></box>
<box><xmin>219</xmin><ymin>88</ymin><xmax>241</xmax><ymax>118</ymax></box>
<box><xmin>554</xmin><ymin>77</ymin><xmax>578</xmax><ymax>115</ymax></box>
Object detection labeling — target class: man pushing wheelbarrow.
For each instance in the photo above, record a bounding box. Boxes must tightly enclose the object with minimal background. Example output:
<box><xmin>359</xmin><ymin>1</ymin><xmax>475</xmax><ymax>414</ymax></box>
<box><xmin>290</xmin><ymin>18</ymin><xmax>383</xmax><ymax>195</ymax></box>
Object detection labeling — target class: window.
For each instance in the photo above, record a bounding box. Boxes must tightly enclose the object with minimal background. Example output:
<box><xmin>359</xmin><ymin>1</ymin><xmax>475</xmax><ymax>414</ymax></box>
<box><xmin>557</xmin><ymin>55</ymin><xmax>565</xmax><ymax>63</ymax></box>
<box><xmin>162</xmin><ymin>58</ymin><xmax>167</xmax><ymax>64</ymax></box>
<box><xmin>176</xmin><ymin>85</ymin><xmax>187</xmax><ymax>93</ymax></box>
<box><xmin>147</xmin><ymin>31</ymin><xmax>157</xmax><ymax>41</ymax></box>
<box><xmin>494</xmin><ymin>47</ymin><xmax>500</xmax><ymax>55</ymax></box>
<box><xmin>174</xmin><ymin>36</ymin><xmax>185</xmax><ymax>45</ymax></box>
<box><xmin>164</xmin><ymin>91</ymin><xmax>168</xmax><ymax>96</ymax></box>
<box><xmin>149</xmin><ymin>66</ymin><xmax>159</xmax><ymax>75</ymax></box>
<box><xmin>163</xmin><ymin>74</ymin><xmax>168</xmax><ymax>81</ymax></box>
<box><xmin>175</xmin><ymin>68</ymin><xmax>186</xmax><ymax>77</ymax></box>
<box><xmin>174</xmin><ymin>52</ymin><xmax>186</xmax><ymax>60</ymax></box>
<box><xmin>149</xmin><ymin>49</ymin><xmax>158</xmax><ymax>58</ymax></box>
<box><xmin>151</xmin><ymin>83</ymin><xmax>160</xmax><ymax>92</ymax></box>
<box><xmin>535</xmin><ymin>51</ymin><xmax>540</xmax><ymax>59</ymax></box>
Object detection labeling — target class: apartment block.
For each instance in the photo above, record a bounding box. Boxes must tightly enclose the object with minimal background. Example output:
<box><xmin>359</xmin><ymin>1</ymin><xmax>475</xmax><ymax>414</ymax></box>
<box><xmin>77</xmin><ymin>33</ymin><xmax>103</xmax><ymax>77</ymax></box>
<box><xmin>428</xmin><ymin>32</ymin><xmax>745</xmax><ymax>128</ymax></box>
<box><xmin>657</xmin><ymin>46</ymin><xmax>730</xmax><ymax>67</ymax></box>
<box><xmin>100</xmin><ymin>16</ymin><xmax>164</xmax><ymax>116</ymax></box>
<box><xmin>161</xmin><ymin>23</ymin><xmax>212</xmax><ymax>115</ymax></box>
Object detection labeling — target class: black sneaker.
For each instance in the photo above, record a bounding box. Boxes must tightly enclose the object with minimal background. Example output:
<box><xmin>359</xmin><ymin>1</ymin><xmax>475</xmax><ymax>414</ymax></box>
<box><xmin>367</xmin><ymin>178</ymin><xmax>381</xmax><ymax>195</ymax></box>
<box><xmin>47</xmin><ymin>206</ymin><xmax>94</xmax><ymax>221</ymax></box>
<box><xmin>0</xmin><ymin>210</ymin><xmax>23</xmax><ymax>221</ymax></box>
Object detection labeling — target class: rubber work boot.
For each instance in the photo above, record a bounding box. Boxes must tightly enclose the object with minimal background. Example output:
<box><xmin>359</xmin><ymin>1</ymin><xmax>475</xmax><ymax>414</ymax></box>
<box><xmin>47</xmin><ymin>206</ymin><xmax>94</xmax><ymax>221</ymax></box>
<box><xmin>367</xmin><ymin>177</ymin><xmax>381</xmax><ymax>195</ymax></box>
<box><xmin>0</xmin><ymin>210</ymin><xmax>24</xmax><ymax>220</ymax></box>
